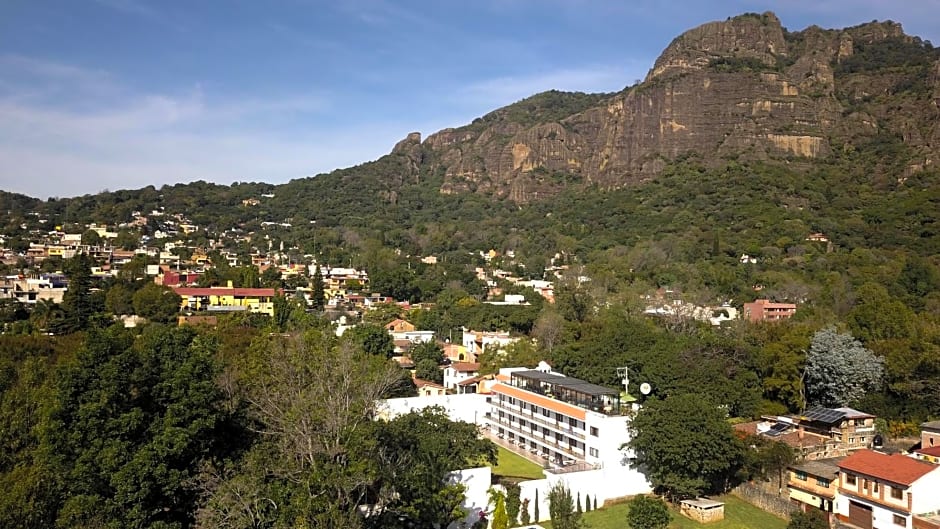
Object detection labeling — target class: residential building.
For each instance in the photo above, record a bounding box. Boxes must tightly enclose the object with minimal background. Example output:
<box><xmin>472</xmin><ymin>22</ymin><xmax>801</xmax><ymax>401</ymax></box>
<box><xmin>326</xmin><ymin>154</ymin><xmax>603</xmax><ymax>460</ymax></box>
<box><xmin>913</xmin><ymin>446</ymin><xmax>940</xmax><ymax>465</ymax></box>
<box><xmin>414</xmin><ymin>379</ymin><xmax>446</xmax><ymax>397</ymax></box>
<box><xmin>316</xmin><ymin>266</ymin><xmax>368</xmax><ymax>299</ymax></box>
<box><xmin>462</xmin><ymin>329</ymin><xmax>519</xmax><ymax>357</ymax></box>
<box><xmin>0</xmin><ymin>275</ymin><xmax>67</xmax><ymax>304</ymax></box>
<box><xmin>385</xmin><ymin>318</ymin><xmax>415</xmax><ymax>333</ymax></box>
<box><xmin>443</xmin><ymin>343</ymin><xmax>475</xmax><ymax>364</ymax></box>
<box><xmin>788</xmin><ymin>457</ymin><xmax>842</xmax><ymax>523</ymax></box>
<box><xmin>482</xmin><ymin>363</ymin><xmax>651</xmax><ymax>521</ymax></box>
<box><xmin>734</xmin><ymin>406</ymin><xmax>877</xmax><ymax>460</ymax></box>
<box><xmin>174</xmin><ymin>284</ymin><xmax>278</xmax><ymax>316</ymax></box>
<box><xmin>443</xmin><ymin>362</ymin><xmax>480</xmax><ymax>390</ymax></box>
<box><xmin>921</xmin><ymin>421</ymin><xmax>940</xmax><ymax>450</ymax></box>
<box><xmin>836</xmin><ymin>450</ymin><xmax>940</xmax><ymax>529</ymax></box>
<box><xmin>743</xmin><ymin>299</ymin><xmax>797</xmax><ymax>322</ymax></box>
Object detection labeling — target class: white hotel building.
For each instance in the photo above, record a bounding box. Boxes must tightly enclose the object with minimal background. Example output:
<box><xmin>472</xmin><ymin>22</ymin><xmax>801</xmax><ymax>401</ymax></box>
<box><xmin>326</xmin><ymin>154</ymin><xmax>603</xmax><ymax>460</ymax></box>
<box><xmin>483</xmin><ymin>365</ymin><xmax>651</xmax><ymax>519</ymax></box>
<box><xmin>380</xmin><ymin>363</ymin><xmax>651</xmax><ymax>525</ymax></box>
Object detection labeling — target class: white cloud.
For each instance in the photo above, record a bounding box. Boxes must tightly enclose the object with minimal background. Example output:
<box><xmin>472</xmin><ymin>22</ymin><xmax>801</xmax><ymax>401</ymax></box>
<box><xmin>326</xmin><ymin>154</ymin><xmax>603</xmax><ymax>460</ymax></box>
<box><xmin>0</xmin><ymin>56</ymin><xmax>397</xmax><ymax>198</ymax></box>
<box><xmin>454</xmin><ymin>64</ymin><xmax>647</xmax><ymax>109</ymax></box>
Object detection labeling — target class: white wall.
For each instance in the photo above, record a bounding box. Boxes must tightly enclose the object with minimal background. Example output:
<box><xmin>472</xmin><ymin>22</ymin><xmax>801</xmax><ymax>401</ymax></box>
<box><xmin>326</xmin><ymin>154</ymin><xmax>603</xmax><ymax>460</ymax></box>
<box><xmin>379</xmin><ymin>394</ymin><xmax>490</xmax><ymax>425</ymax></box>
<box><xmin>912</xmin><ymin>467</ymin><xmax>940</xmax><ymax>513</ymax></box>
<box><xmin>447</xmin><ymin>466</ymin><xmax>492</xmax><ymax>529</ymax></box>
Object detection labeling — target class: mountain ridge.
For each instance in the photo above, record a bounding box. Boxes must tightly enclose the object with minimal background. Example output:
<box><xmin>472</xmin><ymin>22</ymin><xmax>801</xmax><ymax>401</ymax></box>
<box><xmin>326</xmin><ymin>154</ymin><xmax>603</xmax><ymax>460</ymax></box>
<box><xmin>377</xmin><ymin>12</ymin><xmax>938</xmax><ymax>203</ymax></box>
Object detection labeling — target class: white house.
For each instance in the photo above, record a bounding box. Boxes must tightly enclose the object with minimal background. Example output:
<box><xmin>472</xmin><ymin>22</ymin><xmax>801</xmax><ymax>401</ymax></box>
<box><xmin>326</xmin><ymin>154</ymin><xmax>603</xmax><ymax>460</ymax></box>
<box><xmin>835</xmin><ymin>449</ymin><xmax>940</xmax><ymax>529</ymax></box>
<box><xmin>462</xmin><ymin>329</ymin><xmax>519</xmax><ymax>357</ymax></box>
<box><xmin>443</xmin><ymin>362</ymin><xmax>481</xmax><ymax>390</ymax></box>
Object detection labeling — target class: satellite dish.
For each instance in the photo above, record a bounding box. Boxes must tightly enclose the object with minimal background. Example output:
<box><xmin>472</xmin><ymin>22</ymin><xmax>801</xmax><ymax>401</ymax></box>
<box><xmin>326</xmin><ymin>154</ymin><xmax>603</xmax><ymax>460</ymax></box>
<box><xmin>640</xmin><ymin>383</ymin><xmax>652</xmax><ymax>395</ymax></box>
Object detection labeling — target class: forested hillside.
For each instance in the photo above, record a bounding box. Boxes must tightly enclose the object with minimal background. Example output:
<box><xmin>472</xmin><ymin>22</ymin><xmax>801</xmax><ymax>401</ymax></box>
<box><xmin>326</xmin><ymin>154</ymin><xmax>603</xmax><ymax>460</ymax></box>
<box><xmin>1</xmin><ymin>11</ymin><xmax>940</xmax><ymax>528</ymax></box>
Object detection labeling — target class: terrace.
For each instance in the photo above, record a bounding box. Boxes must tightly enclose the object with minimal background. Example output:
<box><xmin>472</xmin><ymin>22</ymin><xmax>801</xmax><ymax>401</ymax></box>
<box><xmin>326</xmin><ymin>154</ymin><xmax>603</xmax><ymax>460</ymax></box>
<box><xmin>508</xmin><ymin>370</ymin><xmax>624</xmax><ymax>416</ymax></box>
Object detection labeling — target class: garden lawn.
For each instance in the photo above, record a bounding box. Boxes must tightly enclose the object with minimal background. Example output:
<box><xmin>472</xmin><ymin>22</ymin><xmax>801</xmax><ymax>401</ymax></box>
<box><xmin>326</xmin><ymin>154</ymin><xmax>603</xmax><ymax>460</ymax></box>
<box><xmin>540</xmin><ymin>495</ymin><xmax>787</xmax><ymax>529</ymax></box>
<box><xmin>491</xmin><ymin>446</ymin><xmax>545</xmax><ymax>481</ymax></box>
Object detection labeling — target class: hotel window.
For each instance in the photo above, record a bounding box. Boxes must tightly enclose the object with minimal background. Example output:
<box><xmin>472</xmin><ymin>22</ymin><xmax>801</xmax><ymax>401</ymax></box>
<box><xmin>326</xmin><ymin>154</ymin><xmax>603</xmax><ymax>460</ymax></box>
<box><xmin>817</xmin><ymin>478</ymin><xmax>830</xmax><ymax>488</ymax></box>
<box><xmin>873</xmin><ymin>482</ymin><xmax>879</xmax><ymax>493</ymax></box>
<box><xmin>891</xmin><ymin>487</ymin><xmax>903</xmax><ymax>499</ymax></box>
<box><xmin>589</xmin><ymin>447</ymin><xmax>599</xmax><ymax>457</ymax></box>
<box><xmin>893</xmin><ymin>514</ymin><xmax>906</xmax><ymax>526</ymax></box>
<box><xmin>590</xmin><ymin>427</ymin><xmax>599</xmax><ymax>436</ymax></box>
<box><xmin>795</xmin><ymin>471</ymin><xmax>807</xmax><ymax>481</ymax></box>
<box><xmin>845</xmin><ymin>474</ymin><xmax>857</xmax><ymax>485</ymax></box>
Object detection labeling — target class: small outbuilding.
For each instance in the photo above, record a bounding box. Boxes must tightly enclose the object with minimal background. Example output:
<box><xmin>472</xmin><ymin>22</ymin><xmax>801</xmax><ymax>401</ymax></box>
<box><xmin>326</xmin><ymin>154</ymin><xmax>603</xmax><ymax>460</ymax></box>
<box><xmin>679</xmin><ymin>498</ymin><xmax>725</xmax><ymax>523</ymax></box>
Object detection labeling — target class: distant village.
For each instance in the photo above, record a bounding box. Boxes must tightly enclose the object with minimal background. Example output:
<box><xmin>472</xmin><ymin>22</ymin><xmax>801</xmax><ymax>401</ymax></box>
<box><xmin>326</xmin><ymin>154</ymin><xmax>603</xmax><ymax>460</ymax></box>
<box><xmin>10</xmin><ymin>209</ymin><xmax>939</xmax><ymax>529</ymax></box>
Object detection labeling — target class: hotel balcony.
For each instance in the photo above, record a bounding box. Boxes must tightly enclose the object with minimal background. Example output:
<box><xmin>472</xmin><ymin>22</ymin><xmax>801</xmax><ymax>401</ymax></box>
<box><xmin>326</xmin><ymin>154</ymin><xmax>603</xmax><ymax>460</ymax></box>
<box><xmin>506</xmin><ymin>370</ymin><xmax>626</xmax><ymax>416</ymax></box>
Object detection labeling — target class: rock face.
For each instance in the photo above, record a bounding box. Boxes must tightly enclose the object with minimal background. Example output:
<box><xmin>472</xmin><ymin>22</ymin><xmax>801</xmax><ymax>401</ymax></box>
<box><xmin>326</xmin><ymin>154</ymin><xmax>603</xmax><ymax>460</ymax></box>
<box><xmin>399</xmin><ymin>12</ymin><xmax>940</xmax><ymax>202</ymax></box>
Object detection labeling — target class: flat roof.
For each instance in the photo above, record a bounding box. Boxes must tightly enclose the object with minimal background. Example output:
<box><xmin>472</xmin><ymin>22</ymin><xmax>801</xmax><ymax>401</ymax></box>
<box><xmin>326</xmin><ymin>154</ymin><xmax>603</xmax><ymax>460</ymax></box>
<box><xmin>513</xmin><ymin>370</ymin><xmax>618</xmax><ymax>397</ymax></box>
<box><xmin>791</xmin><ymin>457</ymin><xmax>844</xmax><ymax>477</ymax></box>
<box><xmin>681</xmin><ymin>498</ymin><xmax>724</xmax><ymax>509</ymax></box>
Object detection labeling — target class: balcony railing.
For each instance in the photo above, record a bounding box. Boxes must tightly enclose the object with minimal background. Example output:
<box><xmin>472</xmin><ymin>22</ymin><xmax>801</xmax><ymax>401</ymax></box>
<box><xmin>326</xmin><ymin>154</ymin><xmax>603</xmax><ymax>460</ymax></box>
<box><xmin>488</xmin><ymin>416</ymin><xmax>586</xmax><ymax>461</ymax></box>
<box><xmin>492</xmin><ymin>401</ymin><xmax>586</xmax><ymax>440</ymax></box>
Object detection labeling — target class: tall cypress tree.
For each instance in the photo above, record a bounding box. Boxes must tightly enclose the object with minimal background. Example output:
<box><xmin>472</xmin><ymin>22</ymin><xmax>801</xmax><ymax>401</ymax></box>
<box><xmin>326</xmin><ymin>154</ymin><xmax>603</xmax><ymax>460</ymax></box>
<box><xmin>312</xmin><ymin>264</ymin><xmax>326</xmax><ymax>311</ymax></box>
<box><xmin>54</xmin><ymin>253</ymin><xmax>95</xmax><ymax>334</ymax></box>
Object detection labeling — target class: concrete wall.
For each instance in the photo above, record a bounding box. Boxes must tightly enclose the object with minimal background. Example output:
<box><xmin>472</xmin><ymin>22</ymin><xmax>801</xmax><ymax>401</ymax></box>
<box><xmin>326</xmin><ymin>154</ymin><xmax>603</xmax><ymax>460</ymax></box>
<box><xmin>448</xmin><ymin>466</ymin><xmax>491</xmax><ymax>529</ymax></box>
<box><xmin>378</xmin><ymin>393</ymin><xmax>489</xmax><ymax>424</ymax></box>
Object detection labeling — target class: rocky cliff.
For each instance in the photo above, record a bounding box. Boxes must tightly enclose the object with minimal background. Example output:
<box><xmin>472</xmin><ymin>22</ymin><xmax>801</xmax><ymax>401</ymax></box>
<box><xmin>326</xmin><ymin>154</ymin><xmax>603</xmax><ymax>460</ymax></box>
<box><xmin>392</xmin><ymin>12</ymin><xmax>940</xmax><ymax>202</ymax></box>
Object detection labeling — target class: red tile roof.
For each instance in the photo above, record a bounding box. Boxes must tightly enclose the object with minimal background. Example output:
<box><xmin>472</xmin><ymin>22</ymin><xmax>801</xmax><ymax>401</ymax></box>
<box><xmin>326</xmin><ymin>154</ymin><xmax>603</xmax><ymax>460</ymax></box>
<box><xmin>914</xmin><ymin>445</ymin><xmax>940</xmax><ymax>457</ymax></box>
<box><xmin>457</xmin><ymin>375</ymin><xmax>484</xmax><ymax>386</ymax></box>
<box><xmin>414</xmin><ymin>378</ymin><xmax>445</xmax><ymax>390</ymax></box>
<box><xmin>839</xmin><ymin>450</ymin><xmax>937</xmax><ymax>485</ymax></box>
<box><xmin>450</xmin><ymin>362</ymin><xmax>480</xmax><ymax>372</ymax></box>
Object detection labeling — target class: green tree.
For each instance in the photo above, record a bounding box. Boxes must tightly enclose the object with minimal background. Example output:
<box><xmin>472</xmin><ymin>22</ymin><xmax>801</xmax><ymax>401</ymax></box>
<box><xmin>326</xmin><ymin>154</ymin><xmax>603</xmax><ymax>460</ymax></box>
<box><xmin>847</xmin><ymin>282</ymin><xmax>914</xmax><ymax>342</ymax></box>
<box><xmin>489</xmin><ymin>488</ymin><xmax>509</xmax><ymax>529</ymax></box>
<box><xmin>787</xmin><ymin>509</ymin><xmax>829</xmax><ymax>529</ymax></box>
<box><xmin>361</xmin><ymin>302</ymin><xmax>402</xmax><ymax>325</ymax></box>
<box><xmin>47</xmin><ymin>325</ymin><xmax>226</xmax><ymax>528</ymax></box>
<box><xmin>625</xmin><ymin>495</ymin><xmax>671</xmax><ymax>529</ymax></box>
<box><xmin>104</xmin><ymin>282</ymin><xmax>135</xmax><ymax>316</ymax></box>
<box><xmin>53</xmin><ymin>253</ymin><xmax>97</xmax><ymax>334</ymax></box>
<box><xmin>201</xmin><ymin>332</ymin><xmax>407</xmax><ymax>529</ymax></box>
<box><xmin>520</xmin><ymin>498</ymin><xmax>531</xmax><ymax>525</ymax></box>
<box><xmin>629</xmin><ymin>393</ymin><xmax>742</xmax><ymax>500</ymax></box>
<box><xmin>259</xmin><ymin>266</ymin><xmax>282</xmax><ymax>288</ymax></box>
<box><xmin>547</xmin><ymin>482</ymin><xmax>583</xmax><ymax>529</ymax></box>
<box><xmin>805</xmin><ymin>328</ymin><xmax>884</xmax><ymax>408</ymax></box>
<box><xmin>132</xmin><ymin>283</ymin><xmax>181</xmax><ymax>323</ymax></box>
<box><xmin>764</xmin><ymin>441</ymin><xmax>795</xmax><ymax>492</ymax></box>
<box><xmin>312</xmin><ymin>264</ymin><xmax>326</xmax><ymax>310</ymax></box>
<box><xmin>344</xmin><ymin>323</ymin><xmax>394</xmax><ymax>358</ymax></box>
<box><xmin>80</xmin><ymin>229</ymin><xmax>101</xmax><ymax>246</ymax></box>
<box><xmin>505</xmin><ymin>483</ymin><xmax>521</xmax><ymax>526</ymax></box>
<box><xmin>415</xmin><ymin>358</ymin><xmax>443</xmax><ymax>384</ymax></box>
<box><xmin>410</xmin><ymin>340</ymin><xmax>444</xmax><ymax>366</ymax></box>
<box><xmin>373</xmin><ymin>408</ymin><xmax>497</xmax><ymax>529</ymax></box>
<box><xmin>534</xmin><ymin>489</ymin><xmax>539</xmax><ymax>522</ymax></box>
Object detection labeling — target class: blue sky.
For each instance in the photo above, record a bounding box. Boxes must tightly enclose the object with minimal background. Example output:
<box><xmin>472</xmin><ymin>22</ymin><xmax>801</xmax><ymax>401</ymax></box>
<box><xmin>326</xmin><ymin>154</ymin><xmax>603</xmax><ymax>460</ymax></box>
<box><xmin>1</xmin><ymin>1</ymin><xmax>938</xmax><ymax>199</ymax></box>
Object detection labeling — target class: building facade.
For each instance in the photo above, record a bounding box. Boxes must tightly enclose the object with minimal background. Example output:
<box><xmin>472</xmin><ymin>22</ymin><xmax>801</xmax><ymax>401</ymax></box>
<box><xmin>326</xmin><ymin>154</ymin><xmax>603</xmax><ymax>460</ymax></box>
<box><xmin>835</xmin><ymin>450</ymin><xmax>940</xmax><ymax>529</ymax></box>
<box><xmin>742</xmin><ymin>299</ymin><xmax>797</xmax><ymax>322</ymax></box>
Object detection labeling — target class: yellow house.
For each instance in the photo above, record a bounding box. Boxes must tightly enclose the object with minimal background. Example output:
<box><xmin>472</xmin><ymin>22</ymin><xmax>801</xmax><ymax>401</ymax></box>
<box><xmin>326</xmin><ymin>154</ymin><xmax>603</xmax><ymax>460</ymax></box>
<box><xmin>173</xmin><ymin>284</ymin><xmax>278</xmax><ymax>316</ymax></box>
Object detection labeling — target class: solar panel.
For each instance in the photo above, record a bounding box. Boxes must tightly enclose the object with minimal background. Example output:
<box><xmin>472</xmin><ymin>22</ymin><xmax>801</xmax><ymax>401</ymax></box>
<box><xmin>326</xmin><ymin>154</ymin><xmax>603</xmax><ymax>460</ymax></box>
<box><xmin>764</xmin><ymin>423</ymin><xmax>791</xmax><ymax>437</ymax></box>
<box><xmin>803</xmin><ymin>407</ymin><xmax>846</xmax><ymax>424</ymax></box>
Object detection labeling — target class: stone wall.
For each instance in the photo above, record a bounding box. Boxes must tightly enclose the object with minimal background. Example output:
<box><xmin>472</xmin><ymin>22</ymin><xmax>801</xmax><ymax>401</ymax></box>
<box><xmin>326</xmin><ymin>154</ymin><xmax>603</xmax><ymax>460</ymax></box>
<box><xmin>732</xmin><ymin>482</ymin><xmax>795</xmax><ymax>520</ymax></box>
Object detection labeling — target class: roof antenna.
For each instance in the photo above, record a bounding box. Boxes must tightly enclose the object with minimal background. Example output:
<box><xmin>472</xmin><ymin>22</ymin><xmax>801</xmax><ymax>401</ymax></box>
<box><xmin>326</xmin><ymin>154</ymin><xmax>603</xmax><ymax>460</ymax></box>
<box><xmin>616</xmin><ymin>367</ymin><xmax>629</xmax><ymax>394</ymax></box>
